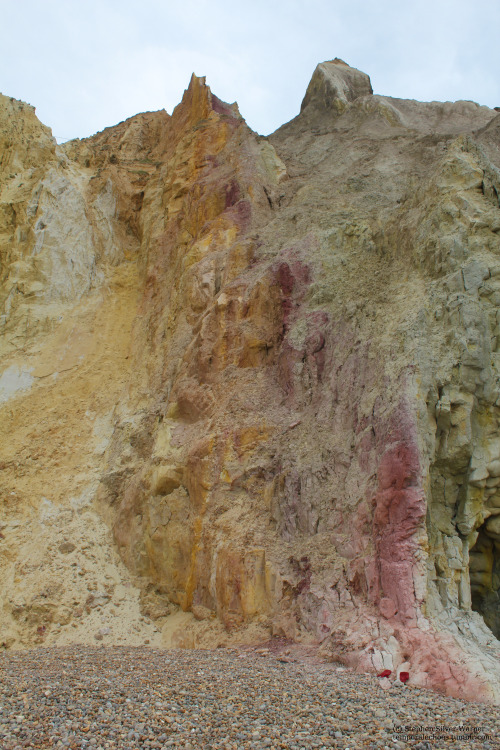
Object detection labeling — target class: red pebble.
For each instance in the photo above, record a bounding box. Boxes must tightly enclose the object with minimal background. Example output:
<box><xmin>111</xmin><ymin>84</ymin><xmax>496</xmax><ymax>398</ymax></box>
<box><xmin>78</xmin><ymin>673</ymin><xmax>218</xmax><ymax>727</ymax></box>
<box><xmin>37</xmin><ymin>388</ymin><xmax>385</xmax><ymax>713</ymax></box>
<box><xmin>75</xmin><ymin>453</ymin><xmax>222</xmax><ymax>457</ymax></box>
<box><xmin>399</xmin><ymin>671</ymin><xmax>410</xmax><ymax>683</ymax></box>
<box><xmin>378</xmin><ymin>669</ymin><xmax>392</xmax><ymax>678</ymax></box>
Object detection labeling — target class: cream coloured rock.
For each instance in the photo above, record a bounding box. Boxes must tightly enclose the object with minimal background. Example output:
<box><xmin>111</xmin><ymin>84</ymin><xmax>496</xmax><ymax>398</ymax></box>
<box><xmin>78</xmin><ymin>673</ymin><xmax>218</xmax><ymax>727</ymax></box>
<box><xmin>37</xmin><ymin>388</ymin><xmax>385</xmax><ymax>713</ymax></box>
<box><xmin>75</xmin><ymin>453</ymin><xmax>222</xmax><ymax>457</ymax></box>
<box><xmin>301</xmin><ymin>58</ymin><xmax>373</xmax><ymax>112</ymax></box>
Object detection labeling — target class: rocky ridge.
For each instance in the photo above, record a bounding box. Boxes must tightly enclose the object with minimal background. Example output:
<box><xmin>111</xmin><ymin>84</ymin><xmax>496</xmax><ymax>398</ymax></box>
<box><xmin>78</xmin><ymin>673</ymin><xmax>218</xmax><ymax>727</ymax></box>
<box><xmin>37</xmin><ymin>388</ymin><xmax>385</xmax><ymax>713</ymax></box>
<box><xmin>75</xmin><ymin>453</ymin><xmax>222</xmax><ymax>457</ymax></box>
<box><xmin>1</xmin><ymin>60</ymin><xmax>500</xmax><ymax>702</ymax></box>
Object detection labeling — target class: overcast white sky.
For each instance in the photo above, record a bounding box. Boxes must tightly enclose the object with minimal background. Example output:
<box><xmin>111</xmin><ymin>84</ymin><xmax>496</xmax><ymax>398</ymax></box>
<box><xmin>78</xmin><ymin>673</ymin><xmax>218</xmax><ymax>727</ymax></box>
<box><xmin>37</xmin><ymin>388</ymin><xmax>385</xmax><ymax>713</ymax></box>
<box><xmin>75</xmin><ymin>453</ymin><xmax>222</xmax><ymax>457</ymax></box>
<box><xmin>1</xmin><ymin>0</ymin><xmax>499</xmax><ymax>142</ymax></box>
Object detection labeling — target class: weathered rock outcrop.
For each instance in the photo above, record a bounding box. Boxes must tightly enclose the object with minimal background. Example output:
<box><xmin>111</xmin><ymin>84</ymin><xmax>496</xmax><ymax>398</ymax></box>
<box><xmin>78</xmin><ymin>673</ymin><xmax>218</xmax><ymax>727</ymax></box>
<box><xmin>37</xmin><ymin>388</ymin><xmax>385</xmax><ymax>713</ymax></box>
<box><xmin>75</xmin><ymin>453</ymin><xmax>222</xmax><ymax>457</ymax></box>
<box><xmin>1</xmin><ymin>60</ymin><xmax>500</xmax><ymax>701</ymax></box>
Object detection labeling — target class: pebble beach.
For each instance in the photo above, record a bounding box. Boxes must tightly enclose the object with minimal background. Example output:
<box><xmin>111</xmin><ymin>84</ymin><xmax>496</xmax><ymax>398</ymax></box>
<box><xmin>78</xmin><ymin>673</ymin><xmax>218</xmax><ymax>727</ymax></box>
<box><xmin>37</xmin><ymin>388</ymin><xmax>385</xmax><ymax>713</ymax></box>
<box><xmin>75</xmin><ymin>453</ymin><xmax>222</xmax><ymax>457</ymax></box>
<box><xmin>0</xmin><ymin>645</ymin><xmax>498</xmax><ymax>750</ymax></box>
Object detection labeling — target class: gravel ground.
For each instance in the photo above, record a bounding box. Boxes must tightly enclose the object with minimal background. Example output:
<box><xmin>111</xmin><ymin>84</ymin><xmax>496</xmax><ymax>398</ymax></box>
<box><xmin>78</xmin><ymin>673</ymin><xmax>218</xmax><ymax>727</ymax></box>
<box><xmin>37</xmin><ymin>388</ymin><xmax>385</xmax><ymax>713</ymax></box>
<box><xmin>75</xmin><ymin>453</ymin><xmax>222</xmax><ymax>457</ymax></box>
<box><xmin>0</xmin><ymin>645</ymin><xmax>498</xmax><ymax>750</ymax></box>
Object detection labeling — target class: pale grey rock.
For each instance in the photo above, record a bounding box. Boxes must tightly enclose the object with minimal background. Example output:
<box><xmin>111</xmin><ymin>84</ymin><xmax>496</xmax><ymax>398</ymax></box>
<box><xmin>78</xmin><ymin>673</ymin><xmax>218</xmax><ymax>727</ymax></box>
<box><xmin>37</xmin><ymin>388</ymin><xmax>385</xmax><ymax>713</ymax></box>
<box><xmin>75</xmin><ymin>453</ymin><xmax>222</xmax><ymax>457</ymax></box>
<box><xmin>300</xmin><ymin>58</ymin><xmax>373</xmax><ymax>113</ymax></box>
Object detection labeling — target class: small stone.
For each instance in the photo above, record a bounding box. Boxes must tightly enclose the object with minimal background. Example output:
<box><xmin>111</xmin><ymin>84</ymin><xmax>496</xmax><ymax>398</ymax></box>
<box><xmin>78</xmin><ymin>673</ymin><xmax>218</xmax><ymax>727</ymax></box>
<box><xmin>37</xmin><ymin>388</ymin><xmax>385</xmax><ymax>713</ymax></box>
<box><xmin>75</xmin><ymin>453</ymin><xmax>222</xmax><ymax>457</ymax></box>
<box><xmin>192</xmin><ymin>605</ymin><xmax>213</xmax><ymax>621</ymax></box>
<box><xmin>59</xmin><ymin>542</ymin><xmax>76</xmax><ymax>554</ymax></box>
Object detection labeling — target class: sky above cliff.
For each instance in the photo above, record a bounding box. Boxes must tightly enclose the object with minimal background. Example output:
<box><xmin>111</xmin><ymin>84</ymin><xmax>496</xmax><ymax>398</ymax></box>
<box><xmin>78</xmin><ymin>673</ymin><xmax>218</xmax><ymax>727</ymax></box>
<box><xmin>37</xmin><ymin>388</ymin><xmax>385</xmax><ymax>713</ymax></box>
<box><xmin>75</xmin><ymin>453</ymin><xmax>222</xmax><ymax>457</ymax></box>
<box><xmin>1</xmin><ymin>0</ymin><xmax>499</xmax><ymax>142</ymax></box>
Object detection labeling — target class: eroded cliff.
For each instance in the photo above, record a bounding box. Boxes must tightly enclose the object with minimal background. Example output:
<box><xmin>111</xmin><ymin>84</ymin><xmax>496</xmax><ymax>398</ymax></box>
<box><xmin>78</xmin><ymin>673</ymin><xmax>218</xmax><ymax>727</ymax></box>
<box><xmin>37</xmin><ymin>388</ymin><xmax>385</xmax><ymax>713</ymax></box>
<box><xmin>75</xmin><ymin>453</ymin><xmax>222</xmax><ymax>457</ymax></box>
<box><xmin>1</xmin><ymin>61</ymin><xmax>500</xmax><ymax>701</ymax></box>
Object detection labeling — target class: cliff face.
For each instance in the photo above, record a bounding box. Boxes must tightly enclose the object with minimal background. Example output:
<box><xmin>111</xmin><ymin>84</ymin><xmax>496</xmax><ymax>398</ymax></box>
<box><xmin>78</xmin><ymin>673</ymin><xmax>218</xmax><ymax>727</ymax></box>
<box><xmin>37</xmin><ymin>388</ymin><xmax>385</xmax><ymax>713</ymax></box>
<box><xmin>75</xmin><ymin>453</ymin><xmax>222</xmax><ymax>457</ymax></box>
<box><xmin>1</xmin><ymin>61</ymin><xmax>500</xmax><ymax>701</ymax></box>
